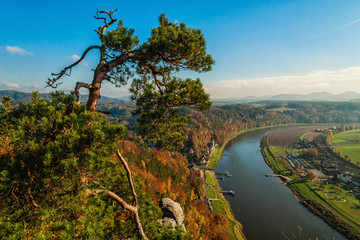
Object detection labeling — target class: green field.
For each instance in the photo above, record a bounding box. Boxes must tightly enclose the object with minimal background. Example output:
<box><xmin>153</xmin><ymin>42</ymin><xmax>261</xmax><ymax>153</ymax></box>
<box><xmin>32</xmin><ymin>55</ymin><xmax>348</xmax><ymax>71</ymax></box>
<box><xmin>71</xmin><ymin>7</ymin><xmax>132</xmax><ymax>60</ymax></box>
<box><xmin>334</xmin><ymin>144</ymin><xmax>360</xmax><ymax>164</ymax></box>
<box><xmin>332</xmin><ymin>129</ymin><xmax>360</xmax><ymax>144</ymax></box>
<box><xmin>264</xmin><ymin>142</ymin><xmax>360</xmax><ymax>237</ymax></box>
<box><xmin>333</xmin><ymin>129</ymin><xmax>360</xmax><ymax>164</ymax></box>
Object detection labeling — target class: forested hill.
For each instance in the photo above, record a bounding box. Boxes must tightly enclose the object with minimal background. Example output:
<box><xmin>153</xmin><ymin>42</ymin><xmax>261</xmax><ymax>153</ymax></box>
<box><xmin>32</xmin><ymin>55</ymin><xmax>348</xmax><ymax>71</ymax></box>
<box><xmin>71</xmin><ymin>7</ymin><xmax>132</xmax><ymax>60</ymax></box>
<box><xmin>4</xmin><ymin>90</ymin><xmax>360</xmax><ymax>160</ymax></box>
<box><xmin>3</xmin><ymin>91</ymin><xmax>360</xmax><ymax>238</ymax></box>
<box><xmin>0</xmin><ymin>90</ymin><xmax>124</xmax><ymax>103</ymax></box>
<box><xmin>96</xmin><ymin>100</ymin><xmax>360</xmax><ymax>162</ymax></box>
<box><xmin>0</xmin><ymin>92</ymin><xmax>235</xmax><ymax>239</ymax></box>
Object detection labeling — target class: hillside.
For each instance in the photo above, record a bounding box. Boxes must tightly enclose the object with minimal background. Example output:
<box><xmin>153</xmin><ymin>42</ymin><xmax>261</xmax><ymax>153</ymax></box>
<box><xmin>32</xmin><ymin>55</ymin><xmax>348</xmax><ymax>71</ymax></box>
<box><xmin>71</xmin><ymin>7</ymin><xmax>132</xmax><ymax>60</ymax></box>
<box><xmin>0</xmin><ymin>92</ymin><xmax>238</xmax><ymax>239</ymax></box>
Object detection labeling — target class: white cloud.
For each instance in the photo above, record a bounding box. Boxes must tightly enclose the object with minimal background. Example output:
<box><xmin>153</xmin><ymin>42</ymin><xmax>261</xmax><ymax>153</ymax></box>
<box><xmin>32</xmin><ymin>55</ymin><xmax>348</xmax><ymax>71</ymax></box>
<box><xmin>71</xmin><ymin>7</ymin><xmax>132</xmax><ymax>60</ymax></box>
<box><xmin>6</xmin><ymin>46</ymin><xmax>33</xmax><ymax>55</ymax></box>
<box><xmin>205</xmin><ymin>66</ymin><xmax>360</xmax><ymax>98</ymax></box>
<box><xmin>4</xmin><ymin>83</ymin><xmax>21</xmax><ymax>88</ymax></box>
<box><xmin>0</xmin><ymin>83</ymin><xmax>42</xmax><ymax>92</ymax></box>
<box><xmin>71</xmin><ymin>54</ymin><xmax>89</xmax><ymax>66</ymax></box>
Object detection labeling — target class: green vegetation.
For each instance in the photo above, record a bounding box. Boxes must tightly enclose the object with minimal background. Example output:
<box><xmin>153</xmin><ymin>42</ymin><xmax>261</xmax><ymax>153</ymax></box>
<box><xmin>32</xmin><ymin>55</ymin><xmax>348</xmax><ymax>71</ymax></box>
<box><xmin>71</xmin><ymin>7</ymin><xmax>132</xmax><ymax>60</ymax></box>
<box><xmin>205</xmin><ymin>124</ymin><xmax>296</xmax><ymax>170</ymax></box>
<box><xmin>334</xmin><ymin>145</ymin><xmax>360</xmax><ymax>164</ymax></box>
<box><xmin>333</xmin><ymin>129</ymin><xmax>360</xmax><ymax>164</ymax></box>
<box><xmin>265</xmin><ymin>146</ymin><xmax>292</xmax><ymax>174</ymax></box>
<box><xmin>0</xmin><ymin>92</ymin><xmax>191</xmax><ymax>239</ymax></box>
<box><xmin>332</xmin><ymin>129</ymin><xmax>360</xmax><ymax>144</ymax></box>
<box><xmin>48</xmin><ymin>10</ymin><xmax>213</xmax><ymax>151</ymax></box>
<box><xmin>204</xmin><ymin>171</ymin><xmax>245</xmax><ymax>240</ymax></box>
<box><xmin>262</xmin><ymin>132</ymin><xmax>360</xmax><ymax>239</ymax></box>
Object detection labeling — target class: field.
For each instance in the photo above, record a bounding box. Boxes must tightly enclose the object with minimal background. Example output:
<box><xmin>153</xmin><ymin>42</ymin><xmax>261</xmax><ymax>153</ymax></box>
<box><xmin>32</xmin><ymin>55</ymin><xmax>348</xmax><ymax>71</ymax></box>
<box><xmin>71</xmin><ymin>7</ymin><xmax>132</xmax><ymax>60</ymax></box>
<box><xmin>263</xmin><ymin>137</ymin><xmax>360</xmax><ymax>238</ymax></box>
<box><xmin>301</xmin><ymin>132</ymin><xmax>322</xmax><ymax>142</ymax></box>
<box><xmin>332</xmin><ymin>129</ymin><xmax>360</xmax><ymax>144</ymax></box>
<box><xmin>268</xmin><ymin>126</ymin><xmax>322</xmax><ymax>146</ymax></box>
<box><xmin>333</xmin><ymin>129</ymin><xmax>360</xmax><ymax>164</ymax></box>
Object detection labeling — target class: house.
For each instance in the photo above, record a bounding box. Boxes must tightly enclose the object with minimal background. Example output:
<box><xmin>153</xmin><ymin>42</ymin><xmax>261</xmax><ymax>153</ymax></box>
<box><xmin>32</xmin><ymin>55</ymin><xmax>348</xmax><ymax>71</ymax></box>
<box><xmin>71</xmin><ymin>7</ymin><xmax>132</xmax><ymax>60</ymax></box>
<box><xmin>307</xmin><ymin>169</ymin><xmax>327</xmax><ymax>181</ymax></box>
<box><xmin>191</xmin><ymin>169</ymin><xmax>201</xmax><ymax>178</ymax></box>
<box><xmin>337</xmin><ymin>172</ymin><xmax>352</xmax><ymax>183</ymax></box>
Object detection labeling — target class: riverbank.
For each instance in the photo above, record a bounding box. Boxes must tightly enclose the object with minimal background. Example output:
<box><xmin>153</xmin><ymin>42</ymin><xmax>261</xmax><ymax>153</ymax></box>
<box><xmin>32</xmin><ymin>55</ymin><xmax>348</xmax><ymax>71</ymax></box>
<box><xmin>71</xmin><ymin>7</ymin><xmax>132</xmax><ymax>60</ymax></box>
<box><xmin>204</xmin><ymin>170</ymin><xmax>245</xmax><ymax>239</ymax></box>
<box><xmin>261</xmin><ymin>133</ymin><xmax>360</xmax><ymax>240</ymax></box>
<box><xmin>205</xmin><ymin>123</ymin><xmax>299</xmax><ymax>170</ymax></box>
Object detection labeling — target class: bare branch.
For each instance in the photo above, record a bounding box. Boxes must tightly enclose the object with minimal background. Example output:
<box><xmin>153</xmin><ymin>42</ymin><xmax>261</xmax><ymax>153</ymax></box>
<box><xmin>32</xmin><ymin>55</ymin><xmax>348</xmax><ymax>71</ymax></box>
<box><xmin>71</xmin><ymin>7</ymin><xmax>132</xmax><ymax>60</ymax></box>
<box><xmin>106</xmin><ymin>190</ymin><xmax>138</xmax><ymax>214</ymax></box>
<box><xmin>116</xmin><ymin>149</ymin><xmax>137</xmax><ymax>206</ymax></box>
<box><xmin>94</xmin><ymin>9</ymin><xmax>118</xmax><ymax>36</ymax></box>
<box><xmin>101</xmin><ymin>150</ymin><xmax>147</xmax><ymax>240</ymax></box>
<box><xmin>47</xmin><ymin>45</ymin><xmax>101</xmax><ymax>88</ymax></box>
<box><xmin>28</xmin><ymin>188</ymin><xmax>41</xmax><ymax>209</ymax></box>
<box><xmin>75</xmin><ymin>82</ymin><xmax>92</xmax><ymax>104</ymax></box>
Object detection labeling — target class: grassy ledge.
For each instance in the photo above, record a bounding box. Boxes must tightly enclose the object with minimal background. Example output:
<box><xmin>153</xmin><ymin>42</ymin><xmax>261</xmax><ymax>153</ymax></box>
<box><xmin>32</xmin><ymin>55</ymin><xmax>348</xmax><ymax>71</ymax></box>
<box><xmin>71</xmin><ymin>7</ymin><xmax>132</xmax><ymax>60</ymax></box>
<box><xmin>205</xmin><ymin>171</ymin><xmax>246</xmax><ymax>240</ymax></box>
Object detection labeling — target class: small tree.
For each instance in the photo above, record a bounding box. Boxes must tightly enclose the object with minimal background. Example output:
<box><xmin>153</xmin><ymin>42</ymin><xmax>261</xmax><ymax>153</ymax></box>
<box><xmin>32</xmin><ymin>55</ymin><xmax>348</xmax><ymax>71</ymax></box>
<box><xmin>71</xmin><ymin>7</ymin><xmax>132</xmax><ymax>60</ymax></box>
<box><xmin>47</xmin><ymin>10</ymin><xmax>213</xmax><ymax>149</ymax></box>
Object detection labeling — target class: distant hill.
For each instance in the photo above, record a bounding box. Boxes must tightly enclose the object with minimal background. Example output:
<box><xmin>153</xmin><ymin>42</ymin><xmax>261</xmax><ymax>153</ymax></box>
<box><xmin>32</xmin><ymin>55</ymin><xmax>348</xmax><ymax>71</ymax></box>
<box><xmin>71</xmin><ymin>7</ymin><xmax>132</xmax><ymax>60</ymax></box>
<box><xmin>0</xmin><ymin>90</ymin><xmax>127</xmax><ymax>103</ymax></box>
<box><xmin>213</xmin><ymin>91</ymin><xmax>360</xmax><ymax>103</ymax></box>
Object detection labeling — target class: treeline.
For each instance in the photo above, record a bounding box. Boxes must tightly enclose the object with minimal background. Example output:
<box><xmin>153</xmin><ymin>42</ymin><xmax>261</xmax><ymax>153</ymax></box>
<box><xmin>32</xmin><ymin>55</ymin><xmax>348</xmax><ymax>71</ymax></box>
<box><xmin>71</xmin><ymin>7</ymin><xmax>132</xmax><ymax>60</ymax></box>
<box><xmin>97</xmin><ymin>100</ymin><xmax>360</xmax><ymax>162</ymax></box>
<box><xmin>265</xmin><ymin>101</ymin><xmax>360</xmax><ymax>123</ymax></box>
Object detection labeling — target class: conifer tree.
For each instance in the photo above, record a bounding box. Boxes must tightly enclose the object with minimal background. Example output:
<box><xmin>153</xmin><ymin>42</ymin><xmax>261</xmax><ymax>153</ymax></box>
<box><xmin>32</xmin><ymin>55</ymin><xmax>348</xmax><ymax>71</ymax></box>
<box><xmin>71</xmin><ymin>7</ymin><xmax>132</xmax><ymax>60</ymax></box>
<box><xmin>48</xmin><ymin>10</ymin><xmax>213</xmax><ymax>149</ymax></box>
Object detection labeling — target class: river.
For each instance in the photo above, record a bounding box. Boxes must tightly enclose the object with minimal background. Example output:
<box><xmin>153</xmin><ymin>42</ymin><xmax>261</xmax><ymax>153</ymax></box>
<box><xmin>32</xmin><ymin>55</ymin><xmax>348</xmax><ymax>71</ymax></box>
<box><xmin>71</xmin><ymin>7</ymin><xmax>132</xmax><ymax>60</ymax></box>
<box><xmin>215</xmin><ymin>128</ymin><xmax>347</xmax><ymax>240</ymax></box>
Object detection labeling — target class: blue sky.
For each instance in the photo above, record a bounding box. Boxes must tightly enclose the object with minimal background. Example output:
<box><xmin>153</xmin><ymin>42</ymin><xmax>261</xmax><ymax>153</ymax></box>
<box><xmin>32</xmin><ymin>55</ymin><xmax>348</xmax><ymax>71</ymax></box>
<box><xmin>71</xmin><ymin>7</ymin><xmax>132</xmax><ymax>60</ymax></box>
<box><xmin>2</xmin><ymin>0</ymin><xmax>360</xmax><ymax>98</ymax></box>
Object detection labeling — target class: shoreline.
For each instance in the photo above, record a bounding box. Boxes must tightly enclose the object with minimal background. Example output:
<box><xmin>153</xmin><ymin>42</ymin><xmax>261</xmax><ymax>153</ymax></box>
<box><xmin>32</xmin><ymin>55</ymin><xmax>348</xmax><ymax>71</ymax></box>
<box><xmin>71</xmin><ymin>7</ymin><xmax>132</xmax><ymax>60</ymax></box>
<box><xmin>205</xmin><ymin>123</ymin><xmax>300</xmax><ymax>170</ymax></box>
<box><xmin>204</xmin><ymin>170</ymin><xmax>246</xmax><ymax>239</ymax></box>
<box><xmin>260</xmin><ymin>133</ymin><xmax>360</xmax><ymax>240</ymax></box>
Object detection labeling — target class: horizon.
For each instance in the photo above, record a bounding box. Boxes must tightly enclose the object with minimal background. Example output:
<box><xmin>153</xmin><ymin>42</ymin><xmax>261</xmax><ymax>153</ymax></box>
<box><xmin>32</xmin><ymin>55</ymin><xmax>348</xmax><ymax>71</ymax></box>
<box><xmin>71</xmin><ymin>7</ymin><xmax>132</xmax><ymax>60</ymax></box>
<box><xmin>3</xmin><ymin>89</ymin><xmax>360</xmax><ymax>102</ymax></box>
<box><xmin>2</xmin><ymin>1</ymin><xmax>360</xmax><ymax>98</ymax></box>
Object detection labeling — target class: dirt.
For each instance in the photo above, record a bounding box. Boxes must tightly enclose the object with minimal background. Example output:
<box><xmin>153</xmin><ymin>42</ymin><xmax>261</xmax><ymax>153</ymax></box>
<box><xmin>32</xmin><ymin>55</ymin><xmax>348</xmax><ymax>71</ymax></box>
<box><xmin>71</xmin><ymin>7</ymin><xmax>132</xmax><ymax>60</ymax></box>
<box><xmin>268</xmin><ymin>126</ymin><xmax>322</xmax><ymax>146</ymax></box>
<box><xmin>302</xmin><ymin>132</ymin><xmax>322</xmax><ymax>142</ymax></box>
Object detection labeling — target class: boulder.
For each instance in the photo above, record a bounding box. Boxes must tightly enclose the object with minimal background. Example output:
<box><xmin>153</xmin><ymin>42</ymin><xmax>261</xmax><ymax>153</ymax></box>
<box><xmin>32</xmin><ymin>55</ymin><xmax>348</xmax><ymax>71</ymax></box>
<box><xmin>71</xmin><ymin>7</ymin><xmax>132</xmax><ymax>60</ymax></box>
<box><xmin>157</xmin><ymin>217</ymin><xmax>176</xmax><ymax>230</ymax></box>
<box><xmin>159</xmin><ymin>198</ymin><xmax>186</xmax><ymax>231</ymax></box>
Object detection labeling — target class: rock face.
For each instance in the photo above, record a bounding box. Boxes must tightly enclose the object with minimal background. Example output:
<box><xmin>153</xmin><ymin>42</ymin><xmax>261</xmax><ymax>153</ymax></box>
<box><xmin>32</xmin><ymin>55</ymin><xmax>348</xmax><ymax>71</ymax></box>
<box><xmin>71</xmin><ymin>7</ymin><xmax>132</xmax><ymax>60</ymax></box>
<box><xmin>159</xmin><ymin>198</ymin><xmax>186</xmax><ymax>231</ymax></box>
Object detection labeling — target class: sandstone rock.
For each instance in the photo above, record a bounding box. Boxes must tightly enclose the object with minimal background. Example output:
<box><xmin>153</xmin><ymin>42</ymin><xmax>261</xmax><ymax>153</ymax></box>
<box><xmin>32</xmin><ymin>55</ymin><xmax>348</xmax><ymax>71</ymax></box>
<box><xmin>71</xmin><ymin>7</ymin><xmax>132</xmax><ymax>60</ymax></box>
<box><xmin>159</xmin><ymin>198</ymin><xmax>184</xmax><ymax>225</ymax></box>
<box><xmin>159</xmin><ymin>198</ymin><xmax>186</xmax><ymax>231</ymax></box>
<box><xmin>157</xmin><ymin>217</ymin><xmax>176</xmax><ymax>230</ymax></box>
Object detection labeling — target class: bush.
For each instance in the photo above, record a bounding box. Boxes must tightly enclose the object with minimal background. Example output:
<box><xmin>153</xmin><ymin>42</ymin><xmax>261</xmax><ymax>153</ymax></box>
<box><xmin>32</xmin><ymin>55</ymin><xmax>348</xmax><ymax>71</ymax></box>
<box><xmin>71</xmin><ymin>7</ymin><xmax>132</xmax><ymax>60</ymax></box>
<box><xmin>0</xmin><ymin>92</ymin><xmax>188</xmax><ymax>239</ymax></box>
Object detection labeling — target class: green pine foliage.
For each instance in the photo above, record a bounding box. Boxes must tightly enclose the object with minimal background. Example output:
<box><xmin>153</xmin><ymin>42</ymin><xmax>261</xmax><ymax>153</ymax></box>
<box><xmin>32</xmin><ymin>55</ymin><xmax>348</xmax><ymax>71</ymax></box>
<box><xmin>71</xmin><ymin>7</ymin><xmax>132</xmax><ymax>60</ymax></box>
<box><xmin>0</xmin><ymin>92</ymin><xmax>190</xmax><ymax>239</ymax></box>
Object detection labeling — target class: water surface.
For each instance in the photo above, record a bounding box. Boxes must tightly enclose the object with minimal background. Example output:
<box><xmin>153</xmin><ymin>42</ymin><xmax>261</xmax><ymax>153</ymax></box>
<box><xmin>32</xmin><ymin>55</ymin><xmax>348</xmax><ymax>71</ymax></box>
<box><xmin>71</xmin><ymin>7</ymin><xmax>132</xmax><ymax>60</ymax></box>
<box><xmin>216</xmin><ymin>128</ymin><xmax>346</xmax><ymax>240</ymax></box>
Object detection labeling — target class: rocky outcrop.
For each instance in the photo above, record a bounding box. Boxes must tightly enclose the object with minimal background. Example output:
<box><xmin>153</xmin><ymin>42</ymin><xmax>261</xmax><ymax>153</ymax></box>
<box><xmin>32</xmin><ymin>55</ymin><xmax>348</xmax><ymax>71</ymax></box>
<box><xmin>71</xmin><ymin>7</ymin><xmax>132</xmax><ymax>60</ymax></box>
<box><xmin>158</xmin><ymin>198</ymin><xmax>186</xmax><ymax>231</ymax></box>
<box><xmin>157</xmin><ymin>217</ymin><xmax>176</xmax><ymax>230</ymax></box>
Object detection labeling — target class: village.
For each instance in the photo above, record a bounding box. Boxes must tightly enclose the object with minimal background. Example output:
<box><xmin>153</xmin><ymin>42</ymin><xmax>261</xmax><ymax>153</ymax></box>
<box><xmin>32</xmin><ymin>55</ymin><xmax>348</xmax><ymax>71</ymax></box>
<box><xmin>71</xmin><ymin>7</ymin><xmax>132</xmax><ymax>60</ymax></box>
<box><xmin>270</xmin><ymin>127</ymin><xmax>360</xmax><ymax>201</ymax></box>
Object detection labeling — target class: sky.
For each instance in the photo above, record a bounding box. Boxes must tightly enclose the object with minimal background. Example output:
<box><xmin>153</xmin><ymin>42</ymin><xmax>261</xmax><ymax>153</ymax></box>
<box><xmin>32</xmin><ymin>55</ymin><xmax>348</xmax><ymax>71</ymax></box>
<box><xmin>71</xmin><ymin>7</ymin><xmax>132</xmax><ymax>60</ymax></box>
<box><xmin>2</xmin><ymin>0</ymin><xmax>360</xmax><ymax>99</ymax></box>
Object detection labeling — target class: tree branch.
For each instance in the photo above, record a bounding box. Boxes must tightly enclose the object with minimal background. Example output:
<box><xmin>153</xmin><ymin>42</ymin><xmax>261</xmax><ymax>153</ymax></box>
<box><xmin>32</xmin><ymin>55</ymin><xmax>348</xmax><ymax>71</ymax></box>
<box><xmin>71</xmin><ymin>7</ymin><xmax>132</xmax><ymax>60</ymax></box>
<box><xmin>47</xmin><ymin>45</ymin><xmax>101</xmax><ymax>88</ymax></box>
<box><xmin>116</xmin><ymin>149</ymin><xmax>137</xmax><ymax>207</ymax></box>
<box><xmin>144</xmin><ymin>63</ymin><xmax>167</xmax><ymax>94</ymax></box>
<box><xmin>75</xmin><ymin>82</ymin><xmax>92</xmax><ymax>104</ymax></box>
<box><xmin>86</xmin><ymin>150</ymin><xmax>148</xmax><ymax>239</ymax></box>
<box><xmin>94</xmin><ymin>9</ymin><xmax>118</xmax><ymax>36</ymax></box>
<box><xmin>107</xmin><ymin>150</ymin><xmax>147</xmax><ymax>239</ymax></box>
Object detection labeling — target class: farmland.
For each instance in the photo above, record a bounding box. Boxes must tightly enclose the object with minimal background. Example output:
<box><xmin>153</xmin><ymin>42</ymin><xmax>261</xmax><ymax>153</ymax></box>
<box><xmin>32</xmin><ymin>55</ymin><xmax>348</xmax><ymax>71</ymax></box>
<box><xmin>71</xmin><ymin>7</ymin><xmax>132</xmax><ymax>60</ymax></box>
<box><xmin>267</xmin><ymin>125</ymin><xmax>323</xmax><ymax>146</ymax></box>
<box><xmin>333</xmin><ymin>129</ymin><xmax>360</xmax><ymax>165</ymax></box>
<box><xmin>262</xmin><ymin>126</ymin><xmax>360</xmax><ymax>239</ymax></box>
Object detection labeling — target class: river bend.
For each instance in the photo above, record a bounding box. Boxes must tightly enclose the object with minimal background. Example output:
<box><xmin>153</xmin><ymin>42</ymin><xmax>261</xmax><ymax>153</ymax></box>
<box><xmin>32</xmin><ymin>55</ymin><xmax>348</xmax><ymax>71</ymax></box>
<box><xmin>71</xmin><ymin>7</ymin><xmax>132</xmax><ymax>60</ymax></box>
<box><xmin>216</xmin><ymin>128</ymin><xmax>346</xmax><ymax>240</ymax></box>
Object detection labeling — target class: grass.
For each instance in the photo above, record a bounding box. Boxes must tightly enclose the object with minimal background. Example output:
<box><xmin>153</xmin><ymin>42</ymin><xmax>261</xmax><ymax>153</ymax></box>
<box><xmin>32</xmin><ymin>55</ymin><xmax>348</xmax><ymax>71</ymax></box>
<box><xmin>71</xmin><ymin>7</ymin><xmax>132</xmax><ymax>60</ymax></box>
<box><xmin>265</xmin><ymin>143</ymin><xmax>360</xmax><ymax>236</ymax></box>
<box><xmin>332</xmin><ymin>129</ymin><xmax>360</xmax><ymax>144</ymax></box>
<box><xmin>334</xmin><ymin>144</ymin><xmax>360</xmax><ymax>164</ymax></box>
<box><xmin>332</xmin><ymin>129</ymin><xmax>360</xmax><ymax>164</ymax></box>
<box><xmin>204</xmin><ymin>171</ymin><xmax>245</xmax><ymax>240</ymax></box>
<box><xmin>289</xmin><ymin>180</ymin><xmax>360</xmax><ymax>231</ymax></box>
<box><xmin>266</xmin><ymin>146</ymin><xmax>292</xmax><ymax>174</ymax></box>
